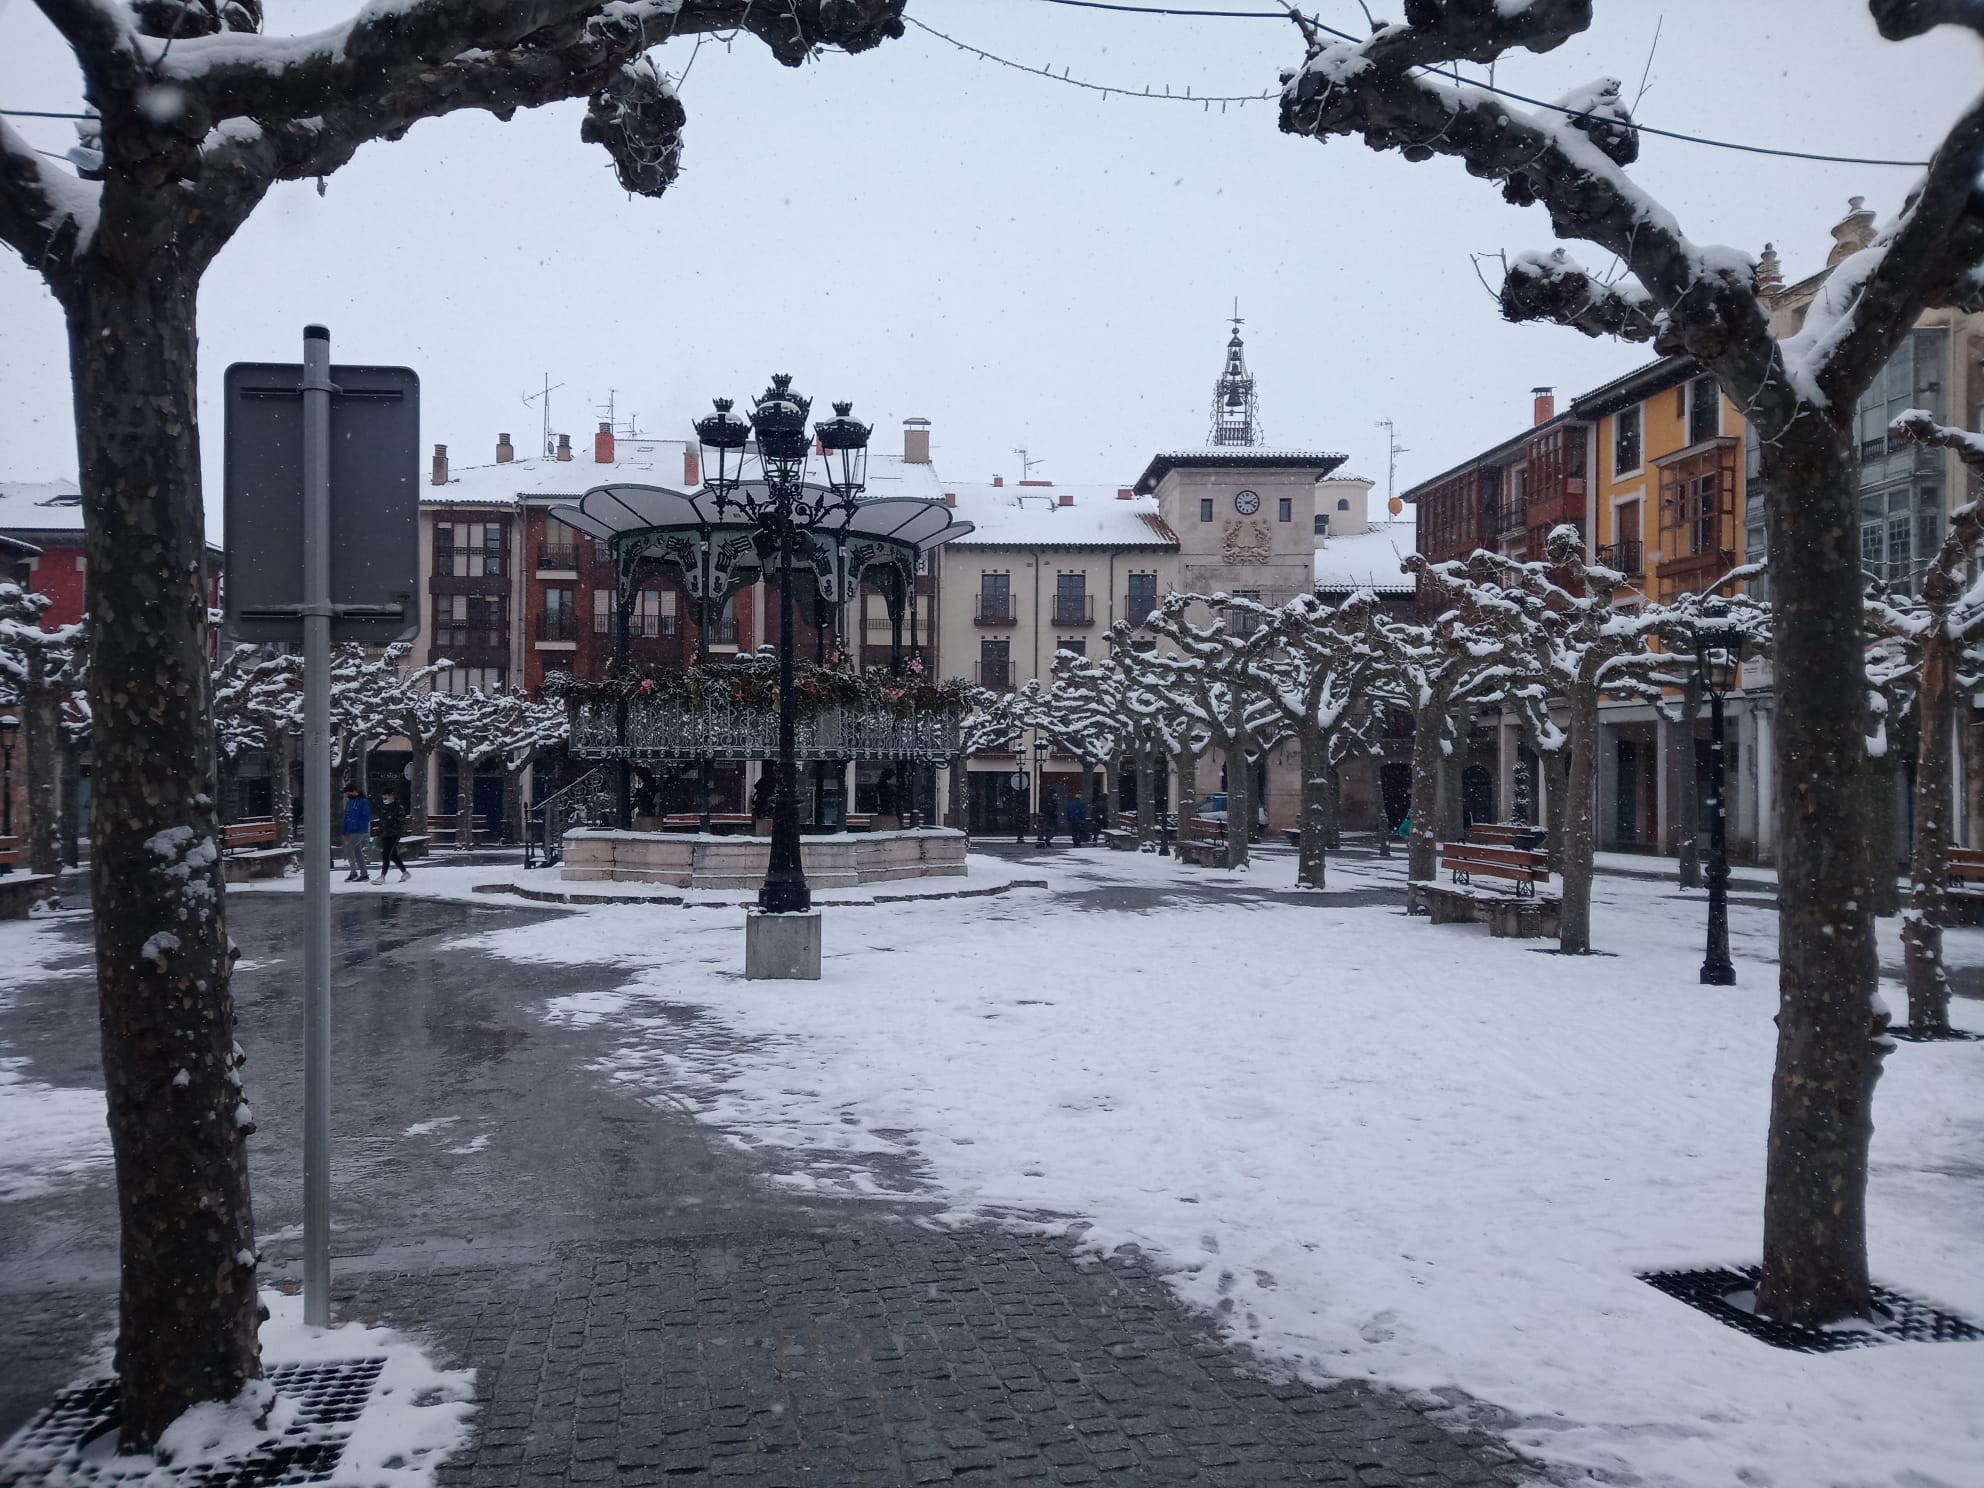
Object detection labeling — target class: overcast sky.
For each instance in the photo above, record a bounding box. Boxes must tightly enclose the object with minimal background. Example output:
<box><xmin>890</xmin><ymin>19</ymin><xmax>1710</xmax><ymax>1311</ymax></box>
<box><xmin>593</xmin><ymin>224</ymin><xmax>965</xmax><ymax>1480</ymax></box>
<box><xmin>1</xmin><ymin>0</ymin><xmax>1978</xmax><ymax>530</ymax></box>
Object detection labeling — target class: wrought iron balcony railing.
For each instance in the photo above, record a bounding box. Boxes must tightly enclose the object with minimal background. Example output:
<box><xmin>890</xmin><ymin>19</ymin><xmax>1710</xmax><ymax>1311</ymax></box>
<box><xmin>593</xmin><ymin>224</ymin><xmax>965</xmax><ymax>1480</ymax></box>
<box><xmin>535</xmin><ymin>610</ymin><xmax>580</xmax><ymax>642</ymax></box>
<box><xmin>1051</xmin><ymin>595</ymin><xmax>1094</xmax><ymax>627</ymax></box>
<box><xmin>976</xmin><ymin>661</ymin><xmax>1013</xmax><ymax>692</ymax></box>
<box><xmin>536</xmin><ymin>543</ymin><xmax>580</xmax><ymax>571</ymax></box>
<box><xmin>1596</xmin><ymin>540</ymin><xmax>1643</xmax><ymax>576</ymax></box>
<box><xmin>975</xmin><ymin>595</ymin><xmax>1017</xmax><ymax>626</ymax></box>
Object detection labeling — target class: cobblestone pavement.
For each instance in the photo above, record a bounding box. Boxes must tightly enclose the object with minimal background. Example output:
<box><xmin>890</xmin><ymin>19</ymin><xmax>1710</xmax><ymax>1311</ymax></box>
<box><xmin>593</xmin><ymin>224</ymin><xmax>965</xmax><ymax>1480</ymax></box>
<box><xmin>3</xmin><ymin>887</ymin><xmax>1539</xmax><ymax>1486</ymax></box>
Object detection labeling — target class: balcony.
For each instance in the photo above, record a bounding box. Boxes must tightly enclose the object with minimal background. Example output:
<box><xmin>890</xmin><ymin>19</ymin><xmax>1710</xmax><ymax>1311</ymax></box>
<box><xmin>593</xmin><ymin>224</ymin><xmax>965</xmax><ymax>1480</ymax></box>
<box><xmin>704</xmin><ymin>616</ymin><xmax>740</xmax><ymax>646</ymax></box>
<box><xmin>1524</xmin><ymin>482</ymin><xmax>1584</xmax><ymax>532</ymax></box>
<box><xmin>1125</xmin><ymin>591</ymin><xmax>1159</xmax><ymax>626</ymax></box>
<box><xmin>433</xmin><ymin>626</ymin><xmax>507</xmax><ymax>656</ymax></box>
<box><xmin>535</xmin><ymin>610</ymin><xmax>580</xmax><ymax>642</ymax></box>
<box><xmin>536</xmin><ymin>543</ymin><xmax>580</xmax><ymax>572</ymax></box>
<box><xmin>1597</xmin><ymin>540</ymin><xmax>1643</xmax><ymax>576</ymax></box>
<box><xmin>1051</xmin><ymin>595</ymin><xmax>1094</xmax><ymax>628</ymax></box>
<box><xmin>1496</xmin><ymin>499</ymin><xmax>1528</xmax><ymax>538</ymax></box>
<box><xmin>976</xmin><ymin>661</ymin><xmax>1014</xmax><ymax>692</ymax></box>
<box><xmin>589</xmin><ymin>612</ymin><xmax>681</xmax><ymax>638</ymax></box>
<box><xmin>975</xmin><ymin>595</ymin><xmax>1017</xmax><ymax>626</ymax></box>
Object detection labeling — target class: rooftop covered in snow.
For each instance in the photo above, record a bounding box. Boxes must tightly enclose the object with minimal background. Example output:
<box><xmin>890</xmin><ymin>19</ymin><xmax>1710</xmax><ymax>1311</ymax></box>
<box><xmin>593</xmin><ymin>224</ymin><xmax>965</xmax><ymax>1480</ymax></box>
<box><xmin>1312</xmin><ymin>504</ymin><xmax>1419</xmax><ymax>595</ymax></box>
<box><xmin>944</xmin><ymin>484</ymin><xmax>1178</xmax><ymax>549</ymax></box>
<box><xmin>1132</xmin><ymin>448</ymin><xmax>1348</xmax><ymax>496</ymax></box>
<box><xmin>0</xmin><ymin>479</ymin><xmax>84</xmax><ymax>538</ymax></box>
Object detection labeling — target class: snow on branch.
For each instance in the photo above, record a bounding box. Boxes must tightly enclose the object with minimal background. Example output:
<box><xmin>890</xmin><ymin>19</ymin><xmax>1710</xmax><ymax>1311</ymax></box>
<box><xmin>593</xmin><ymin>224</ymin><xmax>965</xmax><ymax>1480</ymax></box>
<box><xmin>1891</xmin><ymin>407</ymin><xmax>1984</xmax><ymax>474</ymax></box>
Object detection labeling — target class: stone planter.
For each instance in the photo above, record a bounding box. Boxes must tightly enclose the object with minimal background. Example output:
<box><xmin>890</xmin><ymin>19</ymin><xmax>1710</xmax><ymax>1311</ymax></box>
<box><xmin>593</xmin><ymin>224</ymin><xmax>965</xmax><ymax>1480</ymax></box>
<box><xmin>562</xmin><ymin>828</ymin><xmax>968</xmax><ymax>890</ymax></box>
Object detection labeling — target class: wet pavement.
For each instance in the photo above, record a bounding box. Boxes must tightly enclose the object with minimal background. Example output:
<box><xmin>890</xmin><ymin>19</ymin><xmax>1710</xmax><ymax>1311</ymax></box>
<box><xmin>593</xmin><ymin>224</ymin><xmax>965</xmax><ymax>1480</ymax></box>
<box><xmin>1</xmin><ymin>890</ymin><xmax>1538</xmax><ymax>1486</ymax></box>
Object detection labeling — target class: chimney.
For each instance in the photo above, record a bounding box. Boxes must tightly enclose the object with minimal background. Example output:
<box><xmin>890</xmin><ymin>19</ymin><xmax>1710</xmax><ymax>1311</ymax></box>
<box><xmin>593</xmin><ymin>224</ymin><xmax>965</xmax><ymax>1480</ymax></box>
<box><xmin>903</xmin><ymin>417</ymin><xmax>931</xmax><ymax>464</ymax></box>
<box><xmin>1532</xmin><ymin>387</ymin><xmax>1555</xmax><ymax>425</ymax></box>
<box><xmin>992</xmin><ymin>475</ymin><xmax>1004</xmax><ymax>488</ymax></box>
<box><xmin>943</xmin><ymin>492</ymin><xmax>956</xmax><ymax>508</ymax></box>
<box><xmin>684</xmin><ymin>448</ymin><xmax>702</xmax><ymax>487</ymax></box>
<box><xmin>1827</xmin><ymin>196</ymin><xmax>1877</xmax><ymax>268</ymax></box>
<box><xmin>1757</xmin><ymin>242</ymin><xmax>1783</xmax><ymax>297</ymax></box>
<box><xmin>556</xmin><ymin>432</ymin><xmax>572</xmax><ymax>462</ymax></box>
<box><xmin>1117</xmin><ymin>488</ymin><xmax>1133</xmax><ymax>500</ymax></box>
<box><xmin>431</xmin><ymin>443</ymin><xmax>449</xmax><ymax>486</ymax></box>
<box><xmin>496</xmin><ymin>432</ymin><xmax>514</xmax><ymax>464</ymax></box>
<box><xmin>1058</xmin><ymin>492</ymin><xmax>1073</xmax><ymax>507</ymax></box>
<box><xmin>595</xmin><ymin>421</ymin><xmax>615</xmax><ymax>464</ymax></box>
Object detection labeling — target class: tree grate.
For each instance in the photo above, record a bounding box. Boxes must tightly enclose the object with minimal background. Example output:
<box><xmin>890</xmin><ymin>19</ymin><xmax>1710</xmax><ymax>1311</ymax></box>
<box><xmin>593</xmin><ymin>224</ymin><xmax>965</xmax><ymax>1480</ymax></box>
<box><xmin>0</xmin><ymin>1359</ymin><xmax>386</xmax><ymax>1487</ymax></box>
<box><xmin>1886</xmin><ymin>1026</ymin><xmax>1984</xmax><ymax>1044</ymax></box>
<box><xmin>1638</xmin><ymin>1266</ymin><xmax>1984</xmax><ymax>1352</ymax></box>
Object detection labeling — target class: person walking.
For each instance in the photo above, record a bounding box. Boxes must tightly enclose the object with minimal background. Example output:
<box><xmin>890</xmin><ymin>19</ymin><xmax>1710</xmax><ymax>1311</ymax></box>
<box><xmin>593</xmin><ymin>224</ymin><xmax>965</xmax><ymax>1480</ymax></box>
<box><xmin>341</xmin><ymin>784</ymin><xmax>372</xmax><ymax>882</ymax></box>
<box><xmin>1064</xmin><ymin>792</ymin><xmax>1088</xmax><ymax>847</ymax></box>
<box><xmin>375</xmin><ymin>785</ymin><xmax>410</xmax><ymax>882</ymax></box>
<box><xmin>1036</xmin><ymin>786</ymin><xmax>1060</xmax><ymax>849</ymax></box>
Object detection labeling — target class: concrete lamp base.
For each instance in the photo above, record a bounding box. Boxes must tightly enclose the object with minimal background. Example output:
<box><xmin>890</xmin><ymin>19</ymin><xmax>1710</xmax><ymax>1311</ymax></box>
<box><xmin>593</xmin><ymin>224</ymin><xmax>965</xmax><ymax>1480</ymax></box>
<box><xmin>745</xmin><ymin>909</ymin><xmax>822</xmax><ymax>980</ymax></box>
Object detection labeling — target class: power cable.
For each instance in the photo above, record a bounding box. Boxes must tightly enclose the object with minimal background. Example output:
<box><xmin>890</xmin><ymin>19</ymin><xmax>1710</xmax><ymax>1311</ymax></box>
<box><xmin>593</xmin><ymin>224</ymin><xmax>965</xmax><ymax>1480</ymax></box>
<box><xmin>939</xmin><ymin>0</ymin><xmax>1935</xmax><ymax>167</ymax></box>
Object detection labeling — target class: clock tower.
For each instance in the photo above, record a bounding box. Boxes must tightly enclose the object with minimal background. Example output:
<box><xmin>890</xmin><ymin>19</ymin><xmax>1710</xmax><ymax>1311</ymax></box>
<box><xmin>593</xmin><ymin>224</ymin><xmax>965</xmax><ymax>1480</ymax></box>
<box><xmin>1209</xmin><ymin>306</ymin><xmax>1263</xmax><ymax>448</ymax></box>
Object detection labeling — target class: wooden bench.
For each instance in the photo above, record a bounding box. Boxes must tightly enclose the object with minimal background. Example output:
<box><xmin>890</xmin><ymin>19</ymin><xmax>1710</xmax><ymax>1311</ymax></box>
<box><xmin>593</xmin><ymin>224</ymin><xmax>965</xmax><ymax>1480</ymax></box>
<box><xmin>662</xmin><ymin>812</ymin><xmax>753</xmax><ymax>834</ymax></box>
<box><xmin>221</xmin><ymin>818</ymin><xmax>280</xmax><ymax>853</ymax></box>
<box><xmin>1103</xmin><ymin>812</ymin><xmax>1139</xmax><ymax>851</ymax></box>
<box><xmin>1467</xmin><ymin>822</ymin><xmax>1548</xmax><ymax>850</ymax></box>
<box><xmin>1947</xmin><ymin>847</ymin><xmax>1984</xmax><ymax>887</ymax></box>
<box><xmin>219</xmin><ymin>817</ymin><xmax>300</xmax><ymax>881</ymax></box>
<box><xmin>427</xmin><ymin>812</ymin><xmax>492</xmax><ymax>845</ymax></box>
<box><xmin>0</xmin><ymin>834</ymin><xmax>19</xmax><ymax>870</ymax></box>
<box><xmin>1407</xmin><ymin>841</ymin><xmax>1558</xmax><ymax>937</ymax></box>
<box><xmin>1177</xmin><ymin>817</ymin><xmax>1228</xmax><ymax>867</ymax></box>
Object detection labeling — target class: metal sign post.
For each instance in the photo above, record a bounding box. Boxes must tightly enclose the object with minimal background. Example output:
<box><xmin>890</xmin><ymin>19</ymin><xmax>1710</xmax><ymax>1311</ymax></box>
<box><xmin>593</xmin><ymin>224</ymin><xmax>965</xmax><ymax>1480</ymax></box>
<box><xmin>223</xmin><ymin>329</ymin><xmax>419</xmax><ymax>1330</ymax></box>
<box><xmin>299</xmin><ymin>328</ymin><xmax>334</xmax><ymax>1326</ymax></box>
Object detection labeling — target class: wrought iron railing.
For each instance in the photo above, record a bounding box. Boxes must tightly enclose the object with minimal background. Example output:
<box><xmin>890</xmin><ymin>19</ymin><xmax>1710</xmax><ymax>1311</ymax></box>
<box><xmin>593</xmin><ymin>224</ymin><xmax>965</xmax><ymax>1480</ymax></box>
<box><xmin>1051</xmin><ymin>595</ymin><xmax>1094</xmax><ymax>626</ymax></box>
<box><xmin>571</xmin><ymin>698</ymin><xmax>963</xmax><ymax>763</ymax></box>
<box><xmin>976</xmin><ymin>661</ymin><xmax>1013</xmax><ymax>692</ymax></box>
<box><xmin>536</xmin><ymin>543</ymin><xmax>580</xmax><ymax>571</ymax></box>
<box><xmin>536</xmin><ymin>610</ymin><xmax>579</xmax><ymax>641</ymax></box>
<box><xmin>1597</xmin><ymin>540</ymin><xmax>1643</xmax><ymax>575</ymax></box>
<box><xmin>975</xmin><ymin>595</ymin><xmax>1017</xmax><ymax>625</ymax></box>
<box><xmin>527</xmin><ymin>767</ymin><xmax>612</xmax><ymax>867</ymax></box>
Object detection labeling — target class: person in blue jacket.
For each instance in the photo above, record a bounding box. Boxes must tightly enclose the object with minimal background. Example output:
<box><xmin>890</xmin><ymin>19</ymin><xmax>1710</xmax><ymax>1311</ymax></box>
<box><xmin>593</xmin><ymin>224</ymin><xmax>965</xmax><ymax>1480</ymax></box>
<box><xmin>342</xmin><ymin>784</ymin><xmax>373</xmax><ymax>882</ymax></box>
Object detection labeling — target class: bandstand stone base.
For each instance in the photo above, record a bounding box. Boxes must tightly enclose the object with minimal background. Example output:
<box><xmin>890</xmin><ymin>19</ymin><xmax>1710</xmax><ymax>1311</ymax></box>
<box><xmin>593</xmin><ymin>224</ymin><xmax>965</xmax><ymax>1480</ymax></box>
<box><xmin>746</xmin><ymin>910</ymin><xmax>822</xmax><ymax>980</ymax></box>
<box><xmin>561</xmin><ymin>828</ymin><xmax>967</xmax><ymax>890</ymax></box>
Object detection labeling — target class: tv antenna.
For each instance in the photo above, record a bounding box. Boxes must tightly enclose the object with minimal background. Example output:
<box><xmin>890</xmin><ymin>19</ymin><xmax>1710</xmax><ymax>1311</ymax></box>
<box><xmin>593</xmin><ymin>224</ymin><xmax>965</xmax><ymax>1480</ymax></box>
<box><xmin>1012</xmin><ymin>446</ymin><xmax>1044</xmax><ymax>482</ymax></box>
<box><xmin>595</xmin><ymin>388</ymin><xmax>641</xmax><ymax>438</ymax></box>
<box><xmin>1376</xmin><ymin>418</ymin><xmax>1409</xmax><ymax>517</ymax></box>
<box><xmin>522</xmin><ymin>373</ymin><xmax>566</xmax><ymax>456</ymax></box>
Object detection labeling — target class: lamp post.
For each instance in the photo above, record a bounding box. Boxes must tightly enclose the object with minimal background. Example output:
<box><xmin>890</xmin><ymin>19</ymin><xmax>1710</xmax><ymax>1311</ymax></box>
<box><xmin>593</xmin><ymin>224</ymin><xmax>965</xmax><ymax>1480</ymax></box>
<box><xmin>1032</xmin><ymin>736</ymin><xmax>1050</xmax><ymax>847</ymax></box>
<box><xmin>0</xmin><ymin>714</ymin><xmax>16</xmax><ymax>875</ymax></box>
<box><xmin>1692</xmin><ymin>623</ymin><xmax>1743</xmax><ymax>986</ymax></box>
<box><xmin>696</xmin><ymin>376</ymin><xmax>870</xmax><ymax>916</ymax></box>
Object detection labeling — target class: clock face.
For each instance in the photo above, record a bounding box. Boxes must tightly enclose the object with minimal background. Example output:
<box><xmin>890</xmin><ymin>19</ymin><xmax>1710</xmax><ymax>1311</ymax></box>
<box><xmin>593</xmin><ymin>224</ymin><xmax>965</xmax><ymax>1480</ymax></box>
<box><xmin>1234</xmin><ymin>489</ymin><xmax>1262</xmax><ymax>516</ymax></box>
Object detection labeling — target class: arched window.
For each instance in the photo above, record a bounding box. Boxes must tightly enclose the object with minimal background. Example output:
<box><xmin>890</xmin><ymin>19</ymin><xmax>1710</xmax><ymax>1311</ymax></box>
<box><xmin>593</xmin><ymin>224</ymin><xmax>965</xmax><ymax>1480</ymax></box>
<box><xmin>1336</xmin><ymin>497</ymin><xmax>1350</xmax><ymax>511</ymax></box>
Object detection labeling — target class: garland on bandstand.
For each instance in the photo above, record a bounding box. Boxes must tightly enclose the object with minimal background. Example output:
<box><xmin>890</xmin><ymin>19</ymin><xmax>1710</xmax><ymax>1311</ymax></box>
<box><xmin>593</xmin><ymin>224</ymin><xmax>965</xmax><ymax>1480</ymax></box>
<box><xmin>545</xmin><ymin>655</ymin><xmax>971</xmax><ymax>719</ymax></box>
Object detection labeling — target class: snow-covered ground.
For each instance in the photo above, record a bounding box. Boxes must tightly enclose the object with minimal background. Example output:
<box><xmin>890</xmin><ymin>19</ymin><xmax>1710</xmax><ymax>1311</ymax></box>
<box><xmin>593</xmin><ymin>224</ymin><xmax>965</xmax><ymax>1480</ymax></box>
<box><xmin>0</xmin><ymin>912</ymin><xmax>111</xmax><ymax>1202</ymax></box>
<box><xmin>451</xmin><ymin>845</ymin><xmax>1984</xmax><ymax>1488</ymax></box>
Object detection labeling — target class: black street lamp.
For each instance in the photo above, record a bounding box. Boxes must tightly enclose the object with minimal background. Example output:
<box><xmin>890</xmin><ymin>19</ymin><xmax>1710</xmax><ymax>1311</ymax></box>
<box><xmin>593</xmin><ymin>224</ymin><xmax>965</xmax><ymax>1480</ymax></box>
<box><xmin>696</xmin><ymin>376</ymin><xmax>870</xmax><ymax>916</ymax></box>
<box><xmin>0</xmin><ymin>713</ymin><xmax>16</xmax><ymax>876</ymax></box>
<box><xmin>1693</xmin><ymin>623</ymin><xmax>1744</xmax><ymax>986</ymax></box>
<box><xmin>1032</xmin><ymin>736</ymin><xmax>1051</xmax><ymax>847</ymax></box>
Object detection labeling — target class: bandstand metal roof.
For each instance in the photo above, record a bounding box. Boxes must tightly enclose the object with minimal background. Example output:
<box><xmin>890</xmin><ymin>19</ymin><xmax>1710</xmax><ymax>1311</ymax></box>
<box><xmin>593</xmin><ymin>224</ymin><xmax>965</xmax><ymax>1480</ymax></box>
<box><xmin>548</xmin><ymin>483</ymin><xmax>975</xmax><ymax>555</ymax></box>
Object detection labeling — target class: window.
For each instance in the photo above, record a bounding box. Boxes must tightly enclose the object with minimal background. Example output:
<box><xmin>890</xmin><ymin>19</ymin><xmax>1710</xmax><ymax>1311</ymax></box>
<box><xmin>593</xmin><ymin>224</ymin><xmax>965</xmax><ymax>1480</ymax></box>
<box><xmin>978</xmin><ymin>572</ymin><xmax>1011</xmax><ymax>622</ymax></box>
<box><xmin>1126</xmin><ymin>572</ymin><xmax>1157</xmax><ymax>621</ymax></box>
<box><xmin>1229</xmin><ymin>589</ymin><xmax>1262</xmax><ymax>637</ymax></box>
<box><xmin>1200</xmin><ymin>497</ymin><xmax>1214</xmax><ymax>523</ymax></box>
<box><xmin>1277</xmin><ymin>497</ymin><xmax>1292</xmax><ymax>523</ymax></box>
<box><xmin>1614</xmin><ymin>406</ymin><xmax>1642</xmax><ymax>475</ymax></box>
<box><xmin>1057</xmin><ymin>638</ymin><xmax>1087</xmax><ymax>657</ymax></box>
<box><xmin>1336</xmin><ymin>497</ymin><xmax>1350</xmax><ymax>511</ymax></box>
<box><xmin>1679</xmin><ymin>474</ymin><xmax>1719</xmax><ymax>556</ymax></box>
<box><xmin>592</xmin><ymin>587</ymin><xmax>614</xmax><ymax>634</ymax></box>
<box><xmin>440</xmin><ymin>664</ymin><xmax>507</xmax><ymax>695</ymax></box>
<box><xmin>538</xmin><ymin>585</ymin><xmax>576</xmax><ymax>641</ymax></box>
<box><xmin>539</xmin><ymin>519</ymin><xmax>580</xmax><ymax>570</ymax></box>
<box><xmin>633</xmin><ymin>587</ymin><xmax>677</xmax><ymax>637</ymax></box>
<box><xmin>436</xmin><ymin>520</ymin><xmax>506</xmax><ymax>577</ymax></box>
<box><xmin>979</xmin><ymin>638</ymin><xmax>1011</xmax><ymax>690</ymax></box>
<box><xmin>1861</xmin><ymin>484</ymin><xmax>1944</xmax><ymax>596</ymax></box>
<box><xmin>1314</xmin><ymin>514</ymin><xmax>1329</xmax><ymax>535</ymax></box>
<box><xmin>1855</xmin><ymin>328</ymin><xmax>1948</xmax><ymax>462</ymax></box>
<box><xmin>1054</xmin><ymin>572</ymin><xmax>1088</xmax><ymax>625</ymax></box>
<box><xmin>1687</xmin><ymin>376</ymin><xmax>1721</xmax><ymax>444</ymax></box>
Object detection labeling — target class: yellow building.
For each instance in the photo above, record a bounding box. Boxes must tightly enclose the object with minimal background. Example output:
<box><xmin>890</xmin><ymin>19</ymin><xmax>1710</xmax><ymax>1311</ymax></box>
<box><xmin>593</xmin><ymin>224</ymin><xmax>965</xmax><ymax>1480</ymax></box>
<box><xmin>1577</xmin><ymin>358</ymin><xmax>1746</xmax><ymax>605</ymax></box>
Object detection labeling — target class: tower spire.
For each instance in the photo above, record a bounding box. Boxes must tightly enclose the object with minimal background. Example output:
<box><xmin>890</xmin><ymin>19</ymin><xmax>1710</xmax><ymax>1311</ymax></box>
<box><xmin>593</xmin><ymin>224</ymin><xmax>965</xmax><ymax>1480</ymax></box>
<box><xmin>1209</xmin><ymin>302</ymin><xmax>1262</xmax><ymax>447</ymax></box>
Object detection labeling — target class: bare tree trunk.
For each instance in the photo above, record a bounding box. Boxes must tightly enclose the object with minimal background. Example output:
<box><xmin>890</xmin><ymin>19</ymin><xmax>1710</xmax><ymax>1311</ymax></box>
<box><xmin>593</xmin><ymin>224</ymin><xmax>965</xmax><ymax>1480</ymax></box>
<box><xmin>60</xmin><ymin>740</ymin><xmax>82</xmax><ymax>867</ymax></box>
<box><xmin>1223</xmin><ymin>733</ymin><xmax>1253</xmax><ymax>871</ymax></box>
<box><xmin>946</xmin><ymin>758</ymin><xmax>966</xmax><ymax>832</ymax></box>
<box><xmin>1296</xmin><ymin>726</ymin><xmax>1327</xmax><ymax>888</ymax></box>
<box><xmin>269</xmin><ymin>733</ymin><xmax>294</xmax><ymax>847</ymax></box>
<box><xmin>1674</xmin><ymin>674</ymin><xmax>1701</xmax><ymax>889</ymax></box>
<box><xmin>23</xmin><ymin>663</ymin><xmax>63</xmax><ymax>876</ymax></box>
<box><xmin>1173</xmin><ymin>747</ymin><xmax>1199</xmax><ymax>821</ymax></box>
<box><xmin>1755</xmin><ymin>427</ymin><xmax>1885</xmax><ymax>1327</ymax></box>
<box><xmin>457</xmin><ymin>756</ymin><xmax>479</xmax><ymax>849</ymax></box>
<box><xmin>1865</xmin><ymin>740</ymin><xmax>1902</xmax><ymax>918</ymax></box>
<box><xmin>1135</xmin><ymin>746</ymin><xmax>1156</xmax><ymax>844</ymax></box>
<box><xmin>68</xmin><ymin>263</ymin><xmax>261</xmax><ymax>1449</ymax></box>
<box><xmin>1559</xmin><ymin>688</ymin><xmax>1599</xmax><ymax>955</ymax></box>
<box><xmin>1436</xmin><ymin>708</ymin><xmax>1470</xmax><ymax>843</ymax></box>
<box><xmin>1407</xmin><ymin>704</ymin><xmax>1444</xmax><ymax>882</ymax></box>
<box><xmin>410</xmin><ymin>742</ymin><xmax>432</xmax><ymax>835</ymax></box>
<box><xmin>1903</xmin><ymin>635</ymin><xmax>1953</xmax><ymax>1034</ymax></box>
